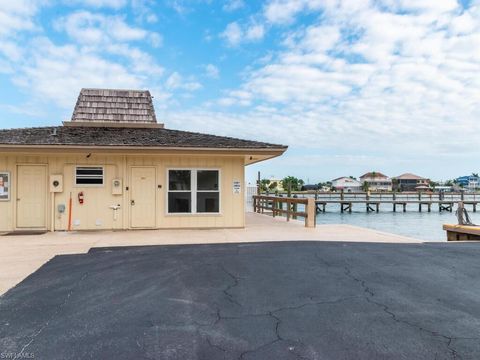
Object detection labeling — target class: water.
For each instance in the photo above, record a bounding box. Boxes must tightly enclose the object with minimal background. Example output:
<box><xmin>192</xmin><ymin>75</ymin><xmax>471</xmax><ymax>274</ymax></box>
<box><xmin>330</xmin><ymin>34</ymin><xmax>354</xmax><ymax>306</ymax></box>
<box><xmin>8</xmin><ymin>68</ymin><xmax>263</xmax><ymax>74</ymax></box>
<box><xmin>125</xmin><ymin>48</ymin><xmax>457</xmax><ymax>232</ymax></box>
<box><xmin>315</xmin><ymin>203</ymin><xmax>480</xmax><ymax>241</ymax></box>
<box><xmin>251</xmin><ymin>192</ymin><xmax>480</xmax><ymax>241</ymax></box>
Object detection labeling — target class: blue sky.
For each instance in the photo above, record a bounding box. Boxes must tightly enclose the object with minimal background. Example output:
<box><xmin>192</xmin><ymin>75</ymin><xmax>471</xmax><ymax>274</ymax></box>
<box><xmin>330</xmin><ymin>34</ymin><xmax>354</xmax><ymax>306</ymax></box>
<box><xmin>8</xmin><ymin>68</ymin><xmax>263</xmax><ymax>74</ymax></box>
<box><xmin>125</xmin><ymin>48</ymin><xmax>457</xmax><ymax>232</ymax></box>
<box><xmin>1</xmin><ymin>0</ymin><xmax>480</xmax><ymax>184</ymax></box>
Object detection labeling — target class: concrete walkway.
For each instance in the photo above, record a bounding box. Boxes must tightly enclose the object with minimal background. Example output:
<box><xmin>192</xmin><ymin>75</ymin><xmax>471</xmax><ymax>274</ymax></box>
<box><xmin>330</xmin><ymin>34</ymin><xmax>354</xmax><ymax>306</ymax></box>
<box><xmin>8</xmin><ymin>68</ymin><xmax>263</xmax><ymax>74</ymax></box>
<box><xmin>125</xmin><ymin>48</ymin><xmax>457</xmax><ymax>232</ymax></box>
<box><xmin>0</xmin><ymin>212</ymin><xmax>420</xmax><ymax>295</ymax></box>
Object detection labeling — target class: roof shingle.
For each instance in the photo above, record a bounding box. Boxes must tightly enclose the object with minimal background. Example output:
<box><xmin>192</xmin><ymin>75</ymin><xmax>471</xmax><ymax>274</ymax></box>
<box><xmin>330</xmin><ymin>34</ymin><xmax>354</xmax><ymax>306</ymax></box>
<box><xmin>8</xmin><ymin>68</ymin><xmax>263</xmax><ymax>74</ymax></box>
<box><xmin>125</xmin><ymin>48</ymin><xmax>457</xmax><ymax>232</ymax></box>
<box><xmin>0</xmin><ymin>126</ymin><xmax>287</xmax><ymax>150</ymax></box>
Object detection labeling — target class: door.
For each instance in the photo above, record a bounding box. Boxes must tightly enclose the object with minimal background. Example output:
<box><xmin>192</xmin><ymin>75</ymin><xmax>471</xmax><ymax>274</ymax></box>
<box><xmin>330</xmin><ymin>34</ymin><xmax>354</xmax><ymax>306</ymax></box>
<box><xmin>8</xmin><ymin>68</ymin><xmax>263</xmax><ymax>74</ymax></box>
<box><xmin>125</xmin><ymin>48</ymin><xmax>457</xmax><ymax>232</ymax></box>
<box><xmin>17</xmin><ymin>165</ymin><xmax>47</xmax><ymax>228</ymax></box>
<box><xmin>130</xmin><ymin>167</ymin><xmax>156</xmax><ymax>228</ymax></box>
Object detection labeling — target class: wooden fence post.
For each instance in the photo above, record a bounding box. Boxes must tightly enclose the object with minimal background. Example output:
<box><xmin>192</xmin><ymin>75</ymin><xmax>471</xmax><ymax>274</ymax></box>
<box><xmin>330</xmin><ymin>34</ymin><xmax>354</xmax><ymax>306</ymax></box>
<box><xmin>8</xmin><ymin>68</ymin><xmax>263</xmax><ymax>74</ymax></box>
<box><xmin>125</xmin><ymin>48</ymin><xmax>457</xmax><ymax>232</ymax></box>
<box><xmin>306</xmin><ymin>198</ymin><xmax>316</xmax><ymax>228</ymax></box>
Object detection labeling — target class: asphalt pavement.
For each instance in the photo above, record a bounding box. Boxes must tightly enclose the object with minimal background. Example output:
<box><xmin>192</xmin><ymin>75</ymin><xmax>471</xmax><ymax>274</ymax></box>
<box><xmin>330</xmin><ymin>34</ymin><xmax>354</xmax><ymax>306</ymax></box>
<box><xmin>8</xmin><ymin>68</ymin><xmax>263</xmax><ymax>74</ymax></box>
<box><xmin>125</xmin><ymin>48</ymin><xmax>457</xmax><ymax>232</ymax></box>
<box><xmin>1</xmin><ymin>241</ymin><xmax>480</xmax><ymax>359</ymax></box>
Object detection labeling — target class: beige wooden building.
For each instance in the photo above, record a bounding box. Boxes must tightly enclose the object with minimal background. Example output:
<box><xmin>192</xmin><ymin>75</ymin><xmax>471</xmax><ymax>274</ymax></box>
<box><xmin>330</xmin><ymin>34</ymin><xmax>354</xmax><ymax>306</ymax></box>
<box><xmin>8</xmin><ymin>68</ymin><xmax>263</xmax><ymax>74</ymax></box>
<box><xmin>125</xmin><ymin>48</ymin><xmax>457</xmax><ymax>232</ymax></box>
<box><xmin>0</xmin><ymin>89</ymin><xmax>286</xmax><ymax>232</ymax></box>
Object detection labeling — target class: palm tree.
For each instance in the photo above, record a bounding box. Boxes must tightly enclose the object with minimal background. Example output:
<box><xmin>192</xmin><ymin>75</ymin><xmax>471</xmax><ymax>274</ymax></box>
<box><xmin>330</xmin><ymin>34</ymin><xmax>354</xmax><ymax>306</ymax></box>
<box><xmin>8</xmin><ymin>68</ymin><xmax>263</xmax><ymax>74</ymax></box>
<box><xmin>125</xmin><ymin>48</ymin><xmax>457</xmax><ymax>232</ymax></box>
<box><xmin>362</xmin><ymin>181</ymin><xmax>369</xmax><ymax>192</ymax></box>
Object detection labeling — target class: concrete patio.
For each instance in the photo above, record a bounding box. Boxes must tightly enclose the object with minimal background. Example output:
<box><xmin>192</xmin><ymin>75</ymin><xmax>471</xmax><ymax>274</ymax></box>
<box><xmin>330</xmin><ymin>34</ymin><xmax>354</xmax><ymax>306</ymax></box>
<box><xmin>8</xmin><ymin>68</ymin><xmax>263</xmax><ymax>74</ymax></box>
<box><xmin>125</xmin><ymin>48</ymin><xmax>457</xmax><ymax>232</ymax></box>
<box><xmin>0</xmin><ymin>212</ymin><xmax>420</xmax><ymax>295</ymax></box>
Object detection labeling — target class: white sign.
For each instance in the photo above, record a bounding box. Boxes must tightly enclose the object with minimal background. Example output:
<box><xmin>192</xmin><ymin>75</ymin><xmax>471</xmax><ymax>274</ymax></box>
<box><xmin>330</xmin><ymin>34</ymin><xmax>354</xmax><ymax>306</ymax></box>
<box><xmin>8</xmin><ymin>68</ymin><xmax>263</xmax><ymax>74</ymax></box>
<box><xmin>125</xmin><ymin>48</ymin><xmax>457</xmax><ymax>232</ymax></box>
<box><xmin>233</xmin><ymin>180</ymin><xmax>241</xmax><ymax>194</ymax></box>
<box><xmin>0</xmin><ymin>172</ymin><xmax>10</xmax><ymax>201</ymax></box>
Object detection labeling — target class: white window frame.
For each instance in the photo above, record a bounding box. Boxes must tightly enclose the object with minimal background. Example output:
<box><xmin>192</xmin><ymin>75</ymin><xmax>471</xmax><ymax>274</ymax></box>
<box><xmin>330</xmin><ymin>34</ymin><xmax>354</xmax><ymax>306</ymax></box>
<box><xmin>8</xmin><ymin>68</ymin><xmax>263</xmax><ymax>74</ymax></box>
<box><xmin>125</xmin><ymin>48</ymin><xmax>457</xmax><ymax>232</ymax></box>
<box><xmin>166</xmin><ymin>168</ymin><xmax>221</xmax><ymax>215</ymax></box>
<box><xmin>74</xmin><ymin>166</ymin><xmax>105</xmax><ymax>187</ymax></box>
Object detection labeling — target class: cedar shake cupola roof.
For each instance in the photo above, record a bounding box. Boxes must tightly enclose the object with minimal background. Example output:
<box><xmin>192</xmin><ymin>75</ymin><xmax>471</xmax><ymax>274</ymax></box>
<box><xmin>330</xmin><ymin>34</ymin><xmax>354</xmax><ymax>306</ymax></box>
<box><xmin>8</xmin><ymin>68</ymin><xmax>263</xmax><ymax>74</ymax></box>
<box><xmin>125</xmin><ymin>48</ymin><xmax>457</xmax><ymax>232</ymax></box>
<box><xmin>66</xmin><ymin>88</ymin><xmax>162</xmax><ymax>128</ymax></box>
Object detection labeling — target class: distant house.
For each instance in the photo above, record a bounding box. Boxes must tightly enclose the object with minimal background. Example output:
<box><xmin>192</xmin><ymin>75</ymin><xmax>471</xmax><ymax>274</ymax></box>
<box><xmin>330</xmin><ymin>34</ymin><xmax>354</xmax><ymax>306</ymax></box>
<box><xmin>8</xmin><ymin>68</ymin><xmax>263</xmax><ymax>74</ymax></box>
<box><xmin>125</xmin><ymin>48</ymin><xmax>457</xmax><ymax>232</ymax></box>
<box><xmin>456</xmin><ymin>175</ymin><xmax>480</xmax><ymax>191</ymax></box>
<box><xmin>266</xmin><ymin>178</ymin><xmax>284</xmax><ymax>191</ymax></box>
<box><xmin>331</xmin><ymin>177</ymin><xmax>362</xmax><ymax>192</ymax></box>
<box><xmin>392</xmin><ymin>173</ymin><xmax>430</xmax><ymax>192</ymax></box>
<box><xmin>359</xmin><ymin>172</ymin><xmax>392</xmax><ymax>192</ymax></box>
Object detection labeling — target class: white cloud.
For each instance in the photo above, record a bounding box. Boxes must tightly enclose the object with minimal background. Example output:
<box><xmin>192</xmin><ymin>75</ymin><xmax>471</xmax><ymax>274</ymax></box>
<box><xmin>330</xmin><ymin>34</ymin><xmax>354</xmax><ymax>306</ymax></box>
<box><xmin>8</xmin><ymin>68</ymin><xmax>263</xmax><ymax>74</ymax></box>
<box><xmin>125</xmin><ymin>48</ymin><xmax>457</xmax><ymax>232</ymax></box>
<box><xmin>131</xmin><ymin>0</ymin><xmax>158</xmax><ymax>23</ymax></box>
<box><xmin>221</xmin><ymin>21</ymin><xmax>265</xmax><ymax>46</ymax></box>
<box><xmin>13</xmin><ymin>38</ymin><xmax>147</xmax><ymax>108</ymax></box>
<box><xmin>204</xmin><ymin>64</ymin><xmax>219</xmax><ymax>79</ymax></box>
<box><xmin>264</xmin><ymin>0</ymin><xmax>323</xmax><ymax>25</ymax></box>
<box><xmin>165</xmin><ymin>72</ymin><xmax>202</xmax><ymax>91</ymax></box>
<box><xmin>0</xmin><ymin>0</ymin><xmax>41</xmax><ymax>37</ymax></box>
<box><xmin>0</xmin><ymin>41</ymin><xmax>23</xmax><ymax>62</ymax></box>
<box><xmin>245</xmin><ymin>24</ymin><xmax>265</xmax><ymax>41</ymax></box>
<box><xmin>223</xmin><ymin>0</ymin><xmax>245</xmax><ymax>12</ymax></box>
<box><xmin>203</xmin><ymin>0</ymin><xmax>480</xmax><ymax>169</ymax></box>
<box><xmin>221</xmin><ymin>22</ymin><xmax>243</xmax><ymax>46</ymax></box>
<box><xmin>67</xmin><ymin>0</ymin><xmax>127</xmax><ymax>9</ymax></box>
<box><xmin>55</xmin><ymin>11</ymin><xmax>157</xmax><ymax>44</ymax></box>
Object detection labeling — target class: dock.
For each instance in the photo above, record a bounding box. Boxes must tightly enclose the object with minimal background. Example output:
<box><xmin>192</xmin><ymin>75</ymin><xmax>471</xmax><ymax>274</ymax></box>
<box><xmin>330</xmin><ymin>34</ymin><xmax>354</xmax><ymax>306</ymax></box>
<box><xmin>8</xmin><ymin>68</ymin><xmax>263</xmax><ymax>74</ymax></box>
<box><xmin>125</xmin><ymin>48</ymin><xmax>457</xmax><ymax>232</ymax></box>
<box><xmin>259</xmin><ymin>191</ymin><xmax>480</xmax><ymax>214</ymax></box>
<box><xmin>443</xmin><ymin>224</ymin><xmax>480</xmax><ymax>241</ymax></box>
<box><xmin>311</xmin><ymin>192</ymin><xmax>479</xmax><ymax>213</ymax></box>
<box><xmin>315</xmin><ymin>200</ymin><xmax>460</xmax><ymax>213</ymax></box>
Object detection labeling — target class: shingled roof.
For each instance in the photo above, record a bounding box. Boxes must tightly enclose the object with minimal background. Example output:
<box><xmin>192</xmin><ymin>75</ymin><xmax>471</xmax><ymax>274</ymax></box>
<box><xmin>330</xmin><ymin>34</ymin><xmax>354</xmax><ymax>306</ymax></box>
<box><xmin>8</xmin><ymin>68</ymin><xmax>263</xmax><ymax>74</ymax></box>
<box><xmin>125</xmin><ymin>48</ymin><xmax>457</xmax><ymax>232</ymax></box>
<box><xmin>0</xmin><ymin>126</ymin><xmax>287</xmax><ymax>150</ymax></box>
<box><xmin>0</xmin><ymin>88</ymin><xmax>287</xmax><ymax>152</ymax></box>
<box><xmin>71</xmin><ymin>88</ymin><xmax>157</xmax><ymax>124</ymax></box>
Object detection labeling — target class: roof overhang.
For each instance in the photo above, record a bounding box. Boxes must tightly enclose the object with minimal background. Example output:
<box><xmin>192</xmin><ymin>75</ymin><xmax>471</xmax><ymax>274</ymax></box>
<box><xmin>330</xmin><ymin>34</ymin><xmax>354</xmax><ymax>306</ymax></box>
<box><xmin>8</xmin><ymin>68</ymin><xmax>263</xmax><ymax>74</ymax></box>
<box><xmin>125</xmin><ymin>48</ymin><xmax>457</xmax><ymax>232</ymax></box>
<box><xmin>0</xmin><ymin>144</ymin><xmax>287</xmax><ymax>164</ymax></box>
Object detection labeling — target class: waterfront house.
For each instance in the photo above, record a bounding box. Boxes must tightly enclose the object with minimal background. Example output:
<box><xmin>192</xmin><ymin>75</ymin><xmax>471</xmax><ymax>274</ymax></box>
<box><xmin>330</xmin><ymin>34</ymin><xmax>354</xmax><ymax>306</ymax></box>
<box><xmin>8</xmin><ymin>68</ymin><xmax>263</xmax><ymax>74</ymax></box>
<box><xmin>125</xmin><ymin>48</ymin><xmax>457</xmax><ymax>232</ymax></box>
<box><xmin>0</xmin><ymin>88</ymin><xmax>287</xmax><ymax>232</ymax></box>
<box><xmin>392</xmin><ymin>173</ymin><xmax>430</xmax><ymax>192</ymax></box>
<box><xmin>359</xmin><ymin>172</ymin><xmax>392</xmax><ymax>192</ymax></box>
<box><xmin>266</xmin><ymin>177</ymin><xmax>284</xmax><ymax>191</ymax></box>
<box><xmin>456</xmin><ymin>175</ymin><xmax>479</xmax><ymax>191</ymax></box>
<box><xmin>331</xmin><ymin>177</ymin><xmax>362</xmax><ymax>192</ymax></box>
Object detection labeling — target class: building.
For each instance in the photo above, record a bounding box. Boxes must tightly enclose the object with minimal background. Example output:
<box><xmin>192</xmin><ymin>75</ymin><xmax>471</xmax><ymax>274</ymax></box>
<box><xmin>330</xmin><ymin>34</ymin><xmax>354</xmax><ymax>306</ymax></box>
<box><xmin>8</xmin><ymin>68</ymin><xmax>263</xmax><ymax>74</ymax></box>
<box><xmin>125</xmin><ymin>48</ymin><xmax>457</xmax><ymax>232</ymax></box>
<box><xmin>359</xmin><ymin>172</ymin><xmax>392</xmax><ymax>192</ymax></box>
<box><xmin>0</xmin><ymin>88</ymin><xmax>287</xmax><ymax>232</ymax></box>
<box><xmin>331</xmin><ymin>177</ymin><xmax>362</xmax><ymax>192</ymax></box>
<box><xmin>456</xmin><ymin>175</ymin><xmax>480</xmax><ymax>191</ymax></box>
<box><xmin>266</xmin><ymin>178</ymin><xmax>284</xmax><ymax>191</ymax></box>
<box><xmin>392</xmin><ymin>173</ymin><xmax>430</xmax><ymax>192</ymax></box>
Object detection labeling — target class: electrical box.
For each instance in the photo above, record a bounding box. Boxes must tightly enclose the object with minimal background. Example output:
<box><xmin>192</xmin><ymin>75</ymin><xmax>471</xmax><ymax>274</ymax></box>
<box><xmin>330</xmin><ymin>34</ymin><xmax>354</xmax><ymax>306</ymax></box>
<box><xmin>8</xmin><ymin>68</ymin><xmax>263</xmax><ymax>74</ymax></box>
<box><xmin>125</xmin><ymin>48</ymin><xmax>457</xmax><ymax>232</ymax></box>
<box><xmin>112</xmin><ymin>178</ymin><xmax>123</xmax><ymax>195</ymax></box>
<box><xmin>50</xmin><ymin>175</ymin><xmax>64</xmax><ymax>193</ymax></box>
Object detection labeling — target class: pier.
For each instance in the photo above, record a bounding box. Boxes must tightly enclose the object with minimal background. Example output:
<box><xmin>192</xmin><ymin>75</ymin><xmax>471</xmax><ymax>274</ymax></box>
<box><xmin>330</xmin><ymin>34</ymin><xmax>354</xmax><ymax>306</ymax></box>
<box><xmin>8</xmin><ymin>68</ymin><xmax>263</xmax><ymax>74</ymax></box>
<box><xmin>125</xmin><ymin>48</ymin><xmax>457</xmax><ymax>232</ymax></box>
<box><xmin>315</xmin><ymin>200</ymin><xmax>457</xmax><ymax>213</ymax></box>
<box><xmin>256</xmin><ymin>191</ymin><xmax>480</xmax><ymax>214</ymax></box>
<box><xmin>311</xmin><ymin>191</ymin><xmax>479</xmax><ymax>213</ymax></box>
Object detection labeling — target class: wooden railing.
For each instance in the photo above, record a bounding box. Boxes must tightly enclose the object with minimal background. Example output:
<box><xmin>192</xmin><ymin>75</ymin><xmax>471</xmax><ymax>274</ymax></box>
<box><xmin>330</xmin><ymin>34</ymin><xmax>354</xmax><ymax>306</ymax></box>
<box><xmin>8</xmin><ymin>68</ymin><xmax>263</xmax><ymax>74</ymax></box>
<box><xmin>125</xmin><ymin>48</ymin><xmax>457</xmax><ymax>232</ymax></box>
<box><xmin>253</xmin><ymin>195</ymin><xmax>316</xmax><ymax>228</ymax></box>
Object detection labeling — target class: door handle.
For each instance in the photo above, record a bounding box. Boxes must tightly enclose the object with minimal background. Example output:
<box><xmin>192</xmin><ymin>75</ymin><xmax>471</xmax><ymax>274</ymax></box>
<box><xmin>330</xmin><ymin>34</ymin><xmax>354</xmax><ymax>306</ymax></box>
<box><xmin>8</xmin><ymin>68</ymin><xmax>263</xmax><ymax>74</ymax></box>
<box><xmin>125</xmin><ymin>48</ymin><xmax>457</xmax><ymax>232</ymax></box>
<box><xmin>131</xmin><ymin>200</ymin><xmax>135</xmax><ymax>206</ymax></box>
<box><xmin>16</xmin><ymin>198</ymin><xmax>20</xmax><ymax>201</ymax></box>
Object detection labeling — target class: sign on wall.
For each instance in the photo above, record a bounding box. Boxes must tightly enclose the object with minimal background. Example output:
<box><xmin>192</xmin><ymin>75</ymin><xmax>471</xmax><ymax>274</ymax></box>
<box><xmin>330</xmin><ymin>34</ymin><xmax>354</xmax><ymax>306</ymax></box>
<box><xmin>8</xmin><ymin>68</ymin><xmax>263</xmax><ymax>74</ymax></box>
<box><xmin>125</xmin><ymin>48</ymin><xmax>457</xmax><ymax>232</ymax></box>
<box><xmin>0</xmin><ymin>172</ymin><xmax>10</xmax><ymax>201</ymax></box>
<box><xmin>233</xmin><ymin>180</ymin><xmax>241</xmax><ymax>194</ymax></box>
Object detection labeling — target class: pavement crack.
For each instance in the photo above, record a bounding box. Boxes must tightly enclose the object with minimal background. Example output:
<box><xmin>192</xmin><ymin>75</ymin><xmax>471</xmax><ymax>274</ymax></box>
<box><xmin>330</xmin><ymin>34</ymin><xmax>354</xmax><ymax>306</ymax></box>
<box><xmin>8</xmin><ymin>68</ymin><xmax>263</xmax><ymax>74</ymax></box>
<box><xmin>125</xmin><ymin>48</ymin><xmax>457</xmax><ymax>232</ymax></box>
<box><xmin>233</xmin><ymin>298</ymin><xmax>355</xmax><ymax>360</ymax></box>
<box><xmin>343</xmin><ymin>263</ymin><xmax>461</xmax><ymax>360</ymax></box>
<box><xmin>206</xmin><ymin>336</ymin><xmax>227</xmax><ymax>355</ymax></box>
<box><xmin>219</xmin><ymin>264</ymin><xmax>242</xmax><ymax>307</ymax></box>
<box><xmin>13</xmin><ymin>271</ymin><xmax>89</xmax><ymax>359</ymax></box>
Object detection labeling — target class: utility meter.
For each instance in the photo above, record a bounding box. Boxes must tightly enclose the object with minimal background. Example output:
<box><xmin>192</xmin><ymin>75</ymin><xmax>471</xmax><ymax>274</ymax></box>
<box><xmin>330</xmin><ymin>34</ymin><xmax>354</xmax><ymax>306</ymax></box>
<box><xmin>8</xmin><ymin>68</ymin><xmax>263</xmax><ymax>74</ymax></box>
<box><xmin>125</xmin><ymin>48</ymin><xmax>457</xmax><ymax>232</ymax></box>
<box><xmin>49</xmin><ymin>175</ymin><xmax>64</xmax><ymax>193</ymax></box>
<box><xmin>112</xmin><ymin>178</ymin><xmax>123</xmax><ymax>195</ymax></box>
<box><xmin>57</xmin><ymin>204</ymin><xmax>66</xmax><ymax>214</ymax></box>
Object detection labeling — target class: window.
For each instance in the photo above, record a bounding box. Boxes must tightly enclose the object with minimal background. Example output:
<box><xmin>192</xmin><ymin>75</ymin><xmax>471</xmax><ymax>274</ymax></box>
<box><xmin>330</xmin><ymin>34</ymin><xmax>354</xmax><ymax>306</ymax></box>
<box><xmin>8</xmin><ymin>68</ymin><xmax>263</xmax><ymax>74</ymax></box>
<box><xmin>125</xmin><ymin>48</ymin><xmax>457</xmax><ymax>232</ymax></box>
<box><xmin>75</xmin><ymin>166</ymin><xmax>104</xmax><ymax>186</ymax></box>
<box><xmin>168</xmin><ymin>169</ymin><xmax>220</xmax><ymax>214</ymax></box>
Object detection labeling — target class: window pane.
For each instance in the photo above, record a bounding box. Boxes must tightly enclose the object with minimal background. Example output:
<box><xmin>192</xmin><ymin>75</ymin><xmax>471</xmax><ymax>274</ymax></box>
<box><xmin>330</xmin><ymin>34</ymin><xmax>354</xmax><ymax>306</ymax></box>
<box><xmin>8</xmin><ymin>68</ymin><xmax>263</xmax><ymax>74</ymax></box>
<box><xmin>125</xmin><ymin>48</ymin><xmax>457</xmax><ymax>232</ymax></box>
<box><xmin>197</xmin><ymin>192</ymin><xmax>219</xmax><ymax>213</ymax></box>
<box><xmin>168</xmin><ymin>192</ymin><xmax>191</xmax><ymax>213</ymax></box>
<box><xmin>169</xmin><ymin>170</ymin><xmax>191</xmax><ymax>190</ymax></box>
<box><xmin>197</xmin><ymin>170</ymin><xmax>219</xmax><ymax>191</ymax></box>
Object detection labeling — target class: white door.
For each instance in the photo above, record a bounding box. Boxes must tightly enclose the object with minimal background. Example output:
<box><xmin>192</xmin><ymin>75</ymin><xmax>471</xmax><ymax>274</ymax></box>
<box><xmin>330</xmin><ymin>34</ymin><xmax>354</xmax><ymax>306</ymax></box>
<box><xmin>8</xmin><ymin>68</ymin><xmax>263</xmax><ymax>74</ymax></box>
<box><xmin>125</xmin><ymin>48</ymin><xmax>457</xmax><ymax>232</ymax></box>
<box><xmin>17</xmin><ymin>165</ymin><xmax>47</xmax><ymax>228</ymax></box>
<box><xmin>131</xmin><ymin>167</ymin><xmax>156</xmax><ymax>228</ymax></box>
